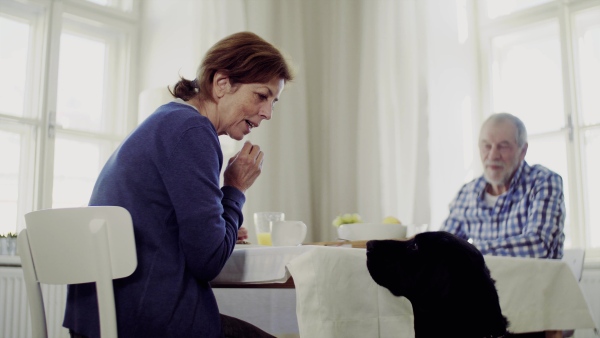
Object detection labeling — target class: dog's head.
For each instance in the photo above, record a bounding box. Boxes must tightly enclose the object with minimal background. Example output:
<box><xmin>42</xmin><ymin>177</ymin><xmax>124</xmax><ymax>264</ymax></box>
<box><xmin>367</xmin><ymin>231</ymin><xmax>509</xmax><ymax>337</ymax></box>
<box><xmin>366</xmin><ymin>231</ymin><xmax>488</xmax><ymax>299</ymax></box>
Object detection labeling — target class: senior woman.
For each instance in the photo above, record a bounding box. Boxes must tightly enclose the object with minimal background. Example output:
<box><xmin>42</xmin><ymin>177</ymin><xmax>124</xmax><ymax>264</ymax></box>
<box><xmin>64</xmin><ymin>32</ymin><xmax>293</xmax><ymax>338</ymax></box>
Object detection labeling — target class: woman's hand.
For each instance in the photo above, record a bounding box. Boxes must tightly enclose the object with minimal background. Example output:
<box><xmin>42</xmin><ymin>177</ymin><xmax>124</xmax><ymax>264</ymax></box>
<box><xmin>224</xmin><ymin>141</ymin><xmax>264</xmax><ymax>193</ymax></box>
<box><xmin>236</xmin><ymin>226</ymin><xmax>249</xmax><ymax>244</ymax></box>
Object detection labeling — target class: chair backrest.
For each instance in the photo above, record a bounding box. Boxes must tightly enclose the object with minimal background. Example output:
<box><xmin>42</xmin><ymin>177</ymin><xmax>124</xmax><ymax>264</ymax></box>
<box><xmin>18</xmin><ymin>206</ymin><xmax>137</xmax><ymax>338</ymax></box>
<box><xmin>562</xmin><ymin>248</ymin><xmax>585</xmax><ymax>282</ymax></box>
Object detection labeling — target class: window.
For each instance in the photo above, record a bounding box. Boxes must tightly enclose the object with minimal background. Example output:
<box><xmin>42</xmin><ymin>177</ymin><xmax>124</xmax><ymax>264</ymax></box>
<box><xmin>0</xmin><ymin>0</ymin><xmax>138</xmax><ymax>237</ymax></box>
<box><xmin>485</xmin><ymin>0</ymin><xmax>553</xmax><ymax>19</ymax></box>
<box><xmin>573</xmin><ymin>6</ymin><xmax>600</xmax><ymax>248</ymax></box>
<box><xmin>83</xmin><ymin>0</ymin><xmax>133</xmax><ymax>12</ymax></box>
<box><xmin>477</xmin><ymin>0</ymin><xmax>600</xmax><ymax>256</ymax></box>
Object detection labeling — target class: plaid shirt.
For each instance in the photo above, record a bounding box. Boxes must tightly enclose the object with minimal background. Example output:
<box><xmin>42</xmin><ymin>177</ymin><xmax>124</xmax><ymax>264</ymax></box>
<box><xmin>441</xmin><ymin>161</ymin><xmax>565</xmax><ymax>258</ymax></box>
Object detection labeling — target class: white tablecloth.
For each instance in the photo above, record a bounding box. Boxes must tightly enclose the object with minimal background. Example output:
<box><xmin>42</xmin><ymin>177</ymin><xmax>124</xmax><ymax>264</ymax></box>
<box><xmin>213</xmin><ymin>245</ymin><xmax>597</xmax><ymax>337</ymax></box>
<box><xmin>213</xmin><ymin>288</ymin><xmax>299</xmax><ymax>335</ymax></box>
<box><xmin>212</xmin><ymin>245</ymin><xmax>316</xmax><ymax>284</ymax></box>
<box><xmin>287</xmin><ymin>246</ymin><xmax>414</xmax><ymax>337</ymax></box>
<box><xmin>485</xmin><ymin>255</ymin><xmax>595</xmax><ymax>332</ymax></box>
<box><xmin>213</xmin><ymin>245</ymin><xmax>315</xmax><ymax>335</ymax></box>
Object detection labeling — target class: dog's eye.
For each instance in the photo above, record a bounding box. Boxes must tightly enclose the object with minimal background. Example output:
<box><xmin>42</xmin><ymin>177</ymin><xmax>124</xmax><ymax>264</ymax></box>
<box><xmin>409</xmin><ymin>243</ymin><xmax>418</xmax><ymax>251</ymax></box>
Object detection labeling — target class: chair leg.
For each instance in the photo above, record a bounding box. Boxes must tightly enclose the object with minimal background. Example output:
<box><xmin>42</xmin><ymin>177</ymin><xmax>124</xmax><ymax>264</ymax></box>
<box><xmin>18</xmin><ymin>231</ymin><xmax>49</xmax><ymax>338</ymax></box>
<box><xmin>91</xmin><ymin>220</ymin><xmax>119</xmax><ymax>337</ymax></box>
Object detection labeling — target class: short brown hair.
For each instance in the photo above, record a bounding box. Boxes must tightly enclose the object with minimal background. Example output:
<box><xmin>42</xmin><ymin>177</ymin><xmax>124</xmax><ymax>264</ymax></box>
<box><xmin>170</xmin><ymin>32</ymin><xmax>294</xmax><ymax>101</ymax></box>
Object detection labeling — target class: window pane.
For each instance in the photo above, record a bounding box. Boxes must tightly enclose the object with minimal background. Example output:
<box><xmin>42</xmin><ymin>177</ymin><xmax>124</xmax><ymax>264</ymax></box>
<box><xmin>485</xmin><ymin>0</ymin><xmax>552</xmax><ymax>19</ymax></box>
<box><xmin>56</xmin><ymin>33</ymin><xmax>106</xmax><ymax>133</ymax></box>
<box><xmin>491</xmin><ymin>21</ymin><xmax>565</xmax><ymax>135</ymax></box>
<box><xmin>582</xmin><ymin>128</ymin><xmax>600</xmax><ymax>248</ymax></box>
<box><xmin>82</xmin><ymin>0</ymin><xmax>133</xmax><ymax>12</ymax></box>
<box><xmin>573</xmin><ymin>8</ymin><xmax>600</xmax><ymax>127</ymax></box>
<box><xmin>52</xmin><ymin>136</ymin><xmax>106</xmax><ymax>208</ymax></box>
<box><xmin>525</xmin><ymin>134</ymin><xmax>571</xmax><ymax>247</ymax></box>
<box><xmin>0</xmin><ymin>16</ymin><xmax>29</xmax><ymax>117</ymax></box>
<box><xmin>0</xmin><ymin>131</ymin><xmax>21</xmax><ymax>235</ymax></box>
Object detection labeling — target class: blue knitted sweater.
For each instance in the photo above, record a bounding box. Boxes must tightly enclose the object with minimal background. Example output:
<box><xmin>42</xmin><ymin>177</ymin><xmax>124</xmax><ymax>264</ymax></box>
<box><xmin>63</xmin><ymin>101</ymin><xmax>245</xmax><ymax>337</ymax></box>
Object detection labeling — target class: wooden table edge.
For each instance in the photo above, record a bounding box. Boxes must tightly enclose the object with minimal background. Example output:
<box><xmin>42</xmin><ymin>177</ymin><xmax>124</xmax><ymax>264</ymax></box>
<box><xmin>212</xmin><ymin>277</ymin><xmax>296</xmax><ymax>289</ymax></box>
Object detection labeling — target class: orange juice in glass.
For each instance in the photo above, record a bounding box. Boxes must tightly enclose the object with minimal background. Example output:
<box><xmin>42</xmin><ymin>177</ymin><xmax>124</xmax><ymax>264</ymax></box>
<box><xmin>257</xmin><ymin>232</ymin><xmax>273</xmax><ymax>246</ymax></box>
<box><xmin>254</xmin><ymin>212</ymin><xmax>284</xmax><ymax>246</ymax></box>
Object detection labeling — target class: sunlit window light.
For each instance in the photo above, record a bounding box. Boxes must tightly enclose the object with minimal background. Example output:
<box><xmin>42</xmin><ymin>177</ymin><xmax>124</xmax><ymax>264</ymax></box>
<box><xmin>490</xmin><ymin>22</ymin><xmax>564</xmax><ymax>135</ymax></box>
<box><xmin>578</xmin><ymin>32</ymin><xmax>600</xmax><ymax>126</ymax></box>
<box><xmin>52</xmin><ymin>137</ymin><xmax>102</xmax><ymax>208</ymax></box>
<box><xmin>0</xmin><ymin>131</ymin><xmax>20</xmax><ymax>235</ymax></box>
<box><xmin>86</xmin><ymin>0</ymin><xmax>108</xmax><ymax>5</ymax></box>
<box><xmin>583</xmin><ymin>130</ymin><xmax>600</xmax><ymax>247</ymax></box>
<box><xmin>83</xmin><ymin>0</ymin><xmax>133</xmax><ymax>12</ymax></box>
<box><xmin>56</xmin><ymin>33</ymin><xmax>106</xmax><ymax>132</ymax></box>
<box><xmin>0</xmin><ymin>17</ymin><xmax>29</xmax><ymax>117</ymax></box>
<box><xmin>486</xmin><ymin>0</ymin><xmax>552</xmax><ymax>19</ymax></box>
<box><xmin>487</xmin><ymin>0</ymin><xmax>514</xmax><ymax>19</ymax></box>
<box><xmin>491</xmin><ymin>61</ymin><xmax>502</xmax><ymax>111</ymax></box>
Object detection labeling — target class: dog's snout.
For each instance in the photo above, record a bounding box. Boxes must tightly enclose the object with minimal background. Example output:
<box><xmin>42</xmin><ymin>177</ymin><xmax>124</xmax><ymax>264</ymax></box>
<box><xmin>366</xmin><ymin>240</ymin><xmax>376</xmax><ymax>251</ymax></box>
<box><xmin>366</xmin><ymin>240</ymin><xmax>383</xmax><ymax>254</ymax></box>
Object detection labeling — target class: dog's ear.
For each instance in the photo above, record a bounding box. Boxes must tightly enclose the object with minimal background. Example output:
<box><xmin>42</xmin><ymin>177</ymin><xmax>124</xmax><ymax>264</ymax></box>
<box><xmin>422</xmin><ymin>232</ymin><xmax>486</xmax><ymax>272</ymax></box>
<box><xmin>408</xmin><ymin>232</ymin><xmax>488</xmax><ymax>290</ymax></box>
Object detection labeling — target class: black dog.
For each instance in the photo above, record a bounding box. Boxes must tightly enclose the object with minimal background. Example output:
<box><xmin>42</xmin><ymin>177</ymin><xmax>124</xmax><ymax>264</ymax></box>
<box><xmin>366</xmin><ymin>231</ymin><xmax>508</xmax><ymax>338</ymax></box>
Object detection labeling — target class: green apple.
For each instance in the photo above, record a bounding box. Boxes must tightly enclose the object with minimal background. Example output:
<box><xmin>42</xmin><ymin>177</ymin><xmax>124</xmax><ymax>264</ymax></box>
<box><xmin>382</xmin><ymin>216</ymin><xmax>402</xmax><ymax>224</ymax></box>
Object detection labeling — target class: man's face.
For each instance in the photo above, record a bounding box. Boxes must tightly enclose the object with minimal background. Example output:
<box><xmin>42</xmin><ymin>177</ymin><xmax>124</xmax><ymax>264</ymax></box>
<box><xmin>479</xmin><ymin>120</ymin><xmax>527</xmax><ymax>187</ymax></box>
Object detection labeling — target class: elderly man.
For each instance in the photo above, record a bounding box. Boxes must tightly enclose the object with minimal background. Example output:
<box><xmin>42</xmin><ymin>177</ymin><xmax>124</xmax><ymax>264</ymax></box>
<box><xmin>441</xmin><ymin>113</ymin><xmax>565</xmax><ymax>258</ymax></box>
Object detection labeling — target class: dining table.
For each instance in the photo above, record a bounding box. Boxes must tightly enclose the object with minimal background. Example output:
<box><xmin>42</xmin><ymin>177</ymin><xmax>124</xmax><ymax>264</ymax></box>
<box><xmin>211</xmin><ymin>243</ymin><xmax>597</xmax><ymax>338</ymax></box>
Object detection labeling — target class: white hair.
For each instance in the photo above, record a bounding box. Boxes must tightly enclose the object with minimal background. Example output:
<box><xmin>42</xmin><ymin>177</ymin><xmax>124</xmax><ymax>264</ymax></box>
<box><xmin>482</xmin><ymin>113</ymin><xmax>528</xmax><ymax>148</ymax></box>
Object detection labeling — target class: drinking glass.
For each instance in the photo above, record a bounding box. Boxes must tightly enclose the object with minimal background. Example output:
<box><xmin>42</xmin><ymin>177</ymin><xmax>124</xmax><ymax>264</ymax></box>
<box><xmin>253</xmin><ymin>212</ymin><xmax>285</xmax><ymax>246</ymax></box>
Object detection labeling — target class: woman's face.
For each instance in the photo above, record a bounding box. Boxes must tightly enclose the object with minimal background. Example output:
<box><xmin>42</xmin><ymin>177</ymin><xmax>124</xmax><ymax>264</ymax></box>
<box><xmin>216</xmin><ymin>76</ymin><xmax>285</xmax><ymax>140</ymax></box>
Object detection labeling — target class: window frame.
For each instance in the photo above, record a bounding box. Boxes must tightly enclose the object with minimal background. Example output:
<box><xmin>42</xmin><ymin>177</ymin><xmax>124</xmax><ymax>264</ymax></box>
<box><xmin>475</xmin><ymin>0</ymin><xmax>600</xmax><ymax>261</ymax></box>
<box><xmin>0</xmin><ymin>0</ymin><xmax>139</xmax><ymax>236</ymax></box>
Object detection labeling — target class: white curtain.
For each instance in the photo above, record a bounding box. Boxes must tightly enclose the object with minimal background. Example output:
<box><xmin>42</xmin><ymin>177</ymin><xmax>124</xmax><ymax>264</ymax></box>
<box><xmin>140</xmin><ymin>0</ymin><xmax>429</xmax><ymax>243</ymax></box>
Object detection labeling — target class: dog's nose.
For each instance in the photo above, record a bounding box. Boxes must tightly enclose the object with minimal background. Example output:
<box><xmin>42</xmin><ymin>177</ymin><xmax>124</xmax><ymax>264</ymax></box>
<box><xmin>366</xmin><ymin>240</ymin><xmax>378</xmax><ymax>252</ymax></box>
<box><xmin>366</xmin><ymin>240</ymin><xmax>374</xmax><ymax>251</ymax></box>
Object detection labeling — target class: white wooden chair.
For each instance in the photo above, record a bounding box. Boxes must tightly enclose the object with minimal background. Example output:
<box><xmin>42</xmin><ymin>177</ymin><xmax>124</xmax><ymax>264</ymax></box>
<box><xmin>562</xmin><ymin>248</ymin><xmax>585</xmax><ymax>282</ymax></box>
<box><xmin>18</xmin><ymin>206</ymin><xmax>137</xmax><ymax>338</ymax></box>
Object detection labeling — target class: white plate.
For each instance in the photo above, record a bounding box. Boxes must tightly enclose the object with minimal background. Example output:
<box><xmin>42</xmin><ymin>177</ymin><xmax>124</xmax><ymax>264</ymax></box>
<box><xmin>337</xmin><ymin>223</ymin><xmax>407</xmax><ymax>241</ymax></box>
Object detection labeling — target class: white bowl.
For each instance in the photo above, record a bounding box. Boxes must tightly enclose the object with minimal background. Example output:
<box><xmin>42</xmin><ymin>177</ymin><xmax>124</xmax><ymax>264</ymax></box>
<box><xmin>337</xmin><ymin>223</ymin><xmax>407</xmax><ymax>241</ymax></box>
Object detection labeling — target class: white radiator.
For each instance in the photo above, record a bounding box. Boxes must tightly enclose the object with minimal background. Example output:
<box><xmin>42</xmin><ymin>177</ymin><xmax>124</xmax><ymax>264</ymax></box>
<box><xmin>0</xmin><ymin>267</ymin><xmax>68</xmax><ymax>338</ymax></box>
